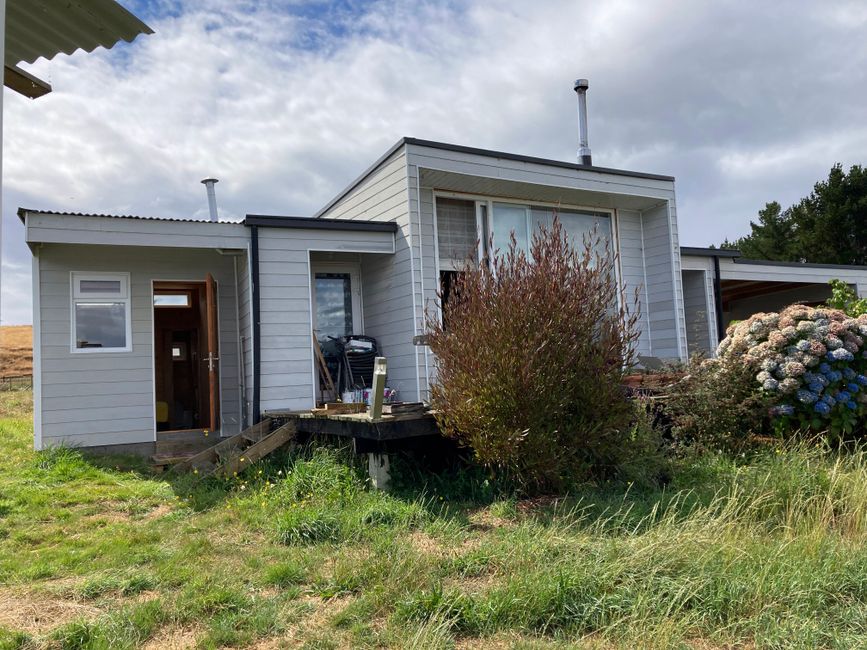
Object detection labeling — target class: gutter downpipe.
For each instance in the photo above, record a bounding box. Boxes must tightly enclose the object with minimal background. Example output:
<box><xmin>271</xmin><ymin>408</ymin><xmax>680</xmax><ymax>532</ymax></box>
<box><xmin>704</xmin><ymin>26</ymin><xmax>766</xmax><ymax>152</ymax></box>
<box><xmin>713</xmin><ymin>255</ymin><xmax>725</xmax><ymax>342</ymax></box>
<box><xmin>251</xmin><ymin>225</ymin><xmax>261</xmax><ymax>423</ymax></box>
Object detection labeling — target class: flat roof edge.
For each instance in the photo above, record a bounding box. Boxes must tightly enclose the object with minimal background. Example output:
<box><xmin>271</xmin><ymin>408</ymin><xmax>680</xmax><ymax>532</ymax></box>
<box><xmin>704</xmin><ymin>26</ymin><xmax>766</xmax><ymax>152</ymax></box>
<box><xmin>404</xmin><ymin>137</ymin><xmax>676</xmax><ymax>182</ymax></box>
<box><xmin>734</xmin><ymin>257</ymin><xmax>867</xmax><ymax>271</ymax></box>
<box><xmin>245</xmin><ymin>214</ymin><xmax>398</xmax><ymax>233</ymax></box>
<box><xmin>313</xmin><ymin>136</ymin><xmax>676</xmax><ymax>220</ymax></box>
<box><xmin>680</xmin><ymin>246</ymin><xmax>742</xmax><ymax>258</ymax></box>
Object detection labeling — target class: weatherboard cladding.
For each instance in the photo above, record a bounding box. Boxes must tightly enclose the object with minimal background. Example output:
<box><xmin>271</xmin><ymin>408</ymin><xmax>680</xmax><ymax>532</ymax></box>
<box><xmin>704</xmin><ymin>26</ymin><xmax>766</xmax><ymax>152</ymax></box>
<box><xmin>36</xmin><ymin>245</ymin><xmax>242</xmax><ymax>449</ymax></box>
<box><xmin>315</xmin><ymin>139</ymin><xmax>689</xmax><ymax>398</ymax></box>
<box><xmin>22</xmin><ymin>211</ymin><xmax>249</xmax><ymax>250</ymax></box>
<box><xmin>314</xmin><ymin>147</ymin><xmax>421</xmax><ymax>401</ymax></box>
<box><xmin>254</xmin><ymin>226</ymin><xmax>398</xmax><ymax>413</ymax></box>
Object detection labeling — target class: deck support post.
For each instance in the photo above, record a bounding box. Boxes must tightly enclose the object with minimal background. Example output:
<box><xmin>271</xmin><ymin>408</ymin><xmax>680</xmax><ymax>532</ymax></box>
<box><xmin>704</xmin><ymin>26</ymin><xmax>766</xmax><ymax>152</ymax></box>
<box><xmin>367</xmin><ymin>452</ymin><xmax>391</xmax><ymax>490</ymax></box>
<box><xmin>369</xmin><ymin>357</ymin><xmax>387</xmax><ymax>421</ymax></box>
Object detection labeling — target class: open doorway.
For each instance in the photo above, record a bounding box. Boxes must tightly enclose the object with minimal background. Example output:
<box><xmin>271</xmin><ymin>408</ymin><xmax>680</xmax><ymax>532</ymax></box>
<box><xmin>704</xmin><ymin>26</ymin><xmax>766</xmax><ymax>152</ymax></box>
<box><xmin>153</xmin><ymin>276</ymin><xmax>220</xmax><ymax>433</ymax></box>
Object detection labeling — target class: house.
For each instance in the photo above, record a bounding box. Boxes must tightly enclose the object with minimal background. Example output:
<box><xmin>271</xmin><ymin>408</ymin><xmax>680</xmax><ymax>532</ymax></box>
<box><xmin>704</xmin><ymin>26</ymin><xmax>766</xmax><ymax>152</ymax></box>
<box><xmin>21</xmin><ymin>136</ymin><xmax>689</xmax><ymax>454</ymax></box>
<box><xmin>680</xmin><ymin>247</ymin><xmax>867</xmax><ymax>356</ymax></box>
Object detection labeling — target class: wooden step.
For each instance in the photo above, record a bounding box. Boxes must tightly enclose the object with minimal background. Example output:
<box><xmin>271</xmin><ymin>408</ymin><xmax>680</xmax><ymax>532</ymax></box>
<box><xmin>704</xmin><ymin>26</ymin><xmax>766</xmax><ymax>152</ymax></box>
<box><xmin>241</xmin><ymin>419</ymin><xmax>273</xmax><ymax>443</ymax></box>
<box><xmin>169</xmin><ymin>417</ymin><xmax>293</xmax><ymax>478</ymax></box>
<box><xmin>214</xmin><ymin>421</ymin><xmax>297</xmax><ymax>478</ymax></box>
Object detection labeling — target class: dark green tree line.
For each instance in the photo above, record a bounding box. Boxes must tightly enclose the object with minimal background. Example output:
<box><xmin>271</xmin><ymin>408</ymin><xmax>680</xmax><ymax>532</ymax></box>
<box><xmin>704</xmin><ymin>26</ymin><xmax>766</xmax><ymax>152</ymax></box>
<box><xmin>721</xmin><ymin>164</ymin><xmax>867</xmax><ymax>264</ymax></box>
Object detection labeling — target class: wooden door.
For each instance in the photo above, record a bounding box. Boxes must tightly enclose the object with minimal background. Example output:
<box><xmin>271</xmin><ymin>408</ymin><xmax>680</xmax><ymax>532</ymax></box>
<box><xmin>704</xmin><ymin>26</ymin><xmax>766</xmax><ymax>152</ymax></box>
<box><xmin>205</xmin><ymin>273</ymin><xmax>220</xmax><ymax>431</ymax></box>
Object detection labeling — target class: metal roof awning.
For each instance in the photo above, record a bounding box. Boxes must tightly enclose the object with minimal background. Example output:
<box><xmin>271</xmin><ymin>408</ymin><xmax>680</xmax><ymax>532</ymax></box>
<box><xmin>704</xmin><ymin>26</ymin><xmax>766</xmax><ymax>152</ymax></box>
<box><xmin>5</xmin><ymin>0</ymin><xmax>153</xmax><ymax>99</ymax></box>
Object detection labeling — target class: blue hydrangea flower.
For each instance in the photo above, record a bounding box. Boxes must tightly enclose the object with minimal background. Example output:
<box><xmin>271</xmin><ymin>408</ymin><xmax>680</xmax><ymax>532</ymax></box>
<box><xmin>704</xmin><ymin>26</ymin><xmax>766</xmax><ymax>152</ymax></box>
<box><xmin>796</xmin><ymin>389</ymin><xmax>818</xmax><ymax>404</ymax></box>
<box><xmin>823</xmin><ymin>394</ymin><xmax>837</xmax><ymax>406</ymax></box>
<box><xmin>808</xmin><ymin>381</ymin><xmax>824</xmax><ymax>393</ymax></box>
<box><xmin>838</xmin><ymin>391</ymin><xmax>852</xmax><ymax>402</ymax></box>
<box><xmin>819</xmin><ymin>363</ymin><xmax>832</xmax><ymax>374</ymax></box>
<box><xmin>814</xmin><ymin>401</ymin><xmax>832</xmax><ymax>415</ymax></box>
<box><xmin>831</xmin><ymin>348</ymin><xmax>855</xmax><ymax>362</ymax></box>
<box><xmin>858</xmin><ymin>374</ymin><xmax>867</xmax><ymax>386</ymax></box>
<box><xmin>828</xmin><ymin>370</ymin><xmax>843</xmax><ymax>383</ymax></box>
<box><xmin>848</xmin><ymin>382</ymin><xmax>861</xmax><ymax>393</ymax></box>
<box><xmin>816</xmin><ymin>374</ymin><xmax>830</xmax><ymax>387</ymax></box>
<box><xmin>844</xmin><ymin>368</ymin><xmax>856</xmax><ymax>380</ymax></box>
<box><xmin>847</xmin><ymin>401</ymin><xmax>858</xmax><ymax>410</ymax></box>
<box><xmin>796</xmin><ymin>339</ymin><xmax>811</xmax><ymax>352</ymax></box>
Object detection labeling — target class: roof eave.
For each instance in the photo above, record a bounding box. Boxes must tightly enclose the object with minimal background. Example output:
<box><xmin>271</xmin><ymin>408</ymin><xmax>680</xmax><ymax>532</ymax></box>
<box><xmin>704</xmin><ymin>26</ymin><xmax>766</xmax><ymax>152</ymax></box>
<box><xmin>246</xmin><ymin>214</ymin><xmax>398</xmax><ymax>233</ymax></box>
<box><xmin>314</xmin><ymin>136</ymin><xmax>676</xmax><ymax>220</ymax></box>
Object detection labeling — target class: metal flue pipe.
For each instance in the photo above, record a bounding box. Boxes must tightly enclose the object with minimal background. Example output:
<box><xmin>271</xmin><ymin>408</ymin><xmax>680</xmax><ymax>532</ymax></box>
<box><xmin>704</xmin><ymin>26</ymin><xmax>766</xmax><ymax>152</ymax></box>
<box><xmin>201</xmin><ymin>177</ymin><xmax>219</xmax><ymax>222</ymax></box>
<box><xmin>573</xmin><ymin>79</ymin><xmax>592</xmax><ymax>166</ymax></box>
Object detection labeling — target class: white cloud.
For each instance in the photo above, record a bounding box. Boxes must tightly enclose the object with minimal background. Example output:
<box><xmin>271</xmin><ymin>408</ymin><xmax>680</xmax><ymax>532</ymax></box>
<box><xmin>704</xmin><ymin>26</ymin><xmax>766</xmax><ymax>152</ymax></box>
<box><xmin>3</xmin><ymin>0</ymin><xmax>867</xmax><ymax>323</ymax></box>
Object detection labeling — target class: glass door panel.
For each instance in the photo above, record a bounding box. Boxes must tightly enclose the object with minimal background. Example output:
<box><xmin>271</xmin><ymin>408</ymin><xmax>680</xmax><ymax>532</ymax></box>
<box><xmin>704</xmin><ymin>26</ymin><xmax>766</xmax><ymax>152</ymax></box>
<box><xmin>314</xmin><ymin>272</ymin><xmax>354</xmax><ymax>343</ymax></box>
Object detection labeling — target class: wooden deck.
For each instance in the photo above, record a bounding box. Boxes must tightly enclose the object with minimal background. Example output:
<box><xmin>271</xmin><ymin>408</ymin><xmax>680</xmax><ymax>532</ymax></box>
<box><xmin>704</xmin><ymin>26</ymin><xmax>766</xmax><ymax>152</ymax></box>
<box><xmin>157</xmin><ymin>406</ymin><xmax>442</xmax><ymax>474</ymax></box>
<box><xmin>264</xmin><ymin>409</ymin><xmax>440</xmax><ymax>442</ymax></box>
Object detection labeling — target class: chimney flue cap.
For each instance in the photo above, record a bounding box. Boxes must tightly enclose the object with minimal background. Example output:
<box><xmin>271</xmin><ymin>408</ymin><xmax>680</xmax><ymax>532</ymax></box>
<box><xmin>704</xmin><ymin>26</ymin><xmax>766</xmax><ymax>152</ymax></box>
<box><xmin>201</xmin><ymin>177</ymin><xmax>219</xmax><ymax>185</ymax></box>
<box><xmin>573</xmin><ymin>79</ymin><xmax>589</xmax><ymax>92</ymax></box>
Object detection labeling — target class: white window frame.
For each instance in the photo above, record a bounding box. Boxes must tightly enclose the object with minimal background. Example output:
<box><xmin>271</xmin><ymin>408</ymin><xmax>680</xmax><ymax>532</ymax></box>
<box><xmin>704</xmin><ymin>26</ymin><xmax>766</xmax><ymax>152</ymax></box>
<box><xmin>431</xmin><ymin>190</ymin><xmax>624</xmax><ymax>311</ymax></box>
<box><xmin>70</xmin><ymin>272</ymin><xmax>132</xmax><ymax>354</ymax></box>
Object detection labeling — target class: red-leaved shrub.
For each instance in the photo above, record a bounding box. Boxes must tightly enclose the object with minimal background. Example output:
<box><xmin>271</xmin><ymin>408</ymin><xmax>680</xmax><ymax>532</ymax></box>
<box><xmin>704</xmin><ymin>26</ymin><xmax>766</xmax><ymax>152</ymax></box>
<box><xmin>426</xmin><ymin>218</ymin><xmax>641</xmax><ymax>490</ymax></box>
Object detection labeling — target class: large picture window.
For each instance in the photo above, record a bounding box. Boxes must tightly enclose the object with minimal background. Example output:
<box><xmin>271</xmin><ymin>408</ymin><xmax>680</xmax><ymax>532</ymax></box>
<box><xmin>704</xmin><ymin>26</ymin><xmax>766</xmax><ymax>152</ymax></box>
<box><xmin>490</xmin><ymin>202</ymin><xmax>612</xmax><ymax>258</ymax></box>
<box><xmin>71</xmin><ymin>272</ymin><xmax>131</xmax><ymax>352</ymax></box>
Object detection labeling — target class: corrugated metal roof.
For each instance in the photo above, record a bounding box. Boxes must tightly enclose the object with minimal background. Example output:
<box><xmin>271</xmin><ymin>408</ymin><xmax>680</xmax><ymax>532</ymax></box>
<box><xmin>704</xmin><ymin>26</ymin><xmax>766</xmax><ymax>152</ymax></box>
<box><xmin>5</xmin><ymin>0</ymin><xmax>153</xmax><ymax>67</ymax></box>
<box><xmin>17</xmin><ymin>207</ymin><xmax>241</xmax><ymax>224</ymax></box>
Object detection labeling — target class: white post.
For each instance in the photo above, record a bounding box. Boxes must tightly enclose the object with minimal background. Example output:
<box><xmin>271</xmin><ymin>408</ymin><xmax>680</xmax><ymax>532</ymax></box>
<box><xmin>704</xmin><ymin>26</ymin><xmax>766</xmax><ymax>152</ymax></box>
<box><xmin>369</xmin><ymin>356</ymin><xmax>387</xmax><ymax>421</ymax></box>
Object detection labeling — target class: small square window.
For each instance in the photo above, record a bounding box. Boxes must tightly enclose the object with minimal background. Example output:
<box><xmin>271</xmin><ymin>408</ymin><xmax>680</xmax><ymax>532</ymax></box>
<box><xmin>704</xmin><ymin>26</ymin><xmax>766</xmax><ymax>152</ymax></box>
<box><xmin>171</xmin><ymin>342</ymin><xmax>188</xmax><ymax>361</ymax></box>
<box><xmin>71</xmin><ymin>273</ymin><xmax>131</xmax><ymax>352</ymax></box>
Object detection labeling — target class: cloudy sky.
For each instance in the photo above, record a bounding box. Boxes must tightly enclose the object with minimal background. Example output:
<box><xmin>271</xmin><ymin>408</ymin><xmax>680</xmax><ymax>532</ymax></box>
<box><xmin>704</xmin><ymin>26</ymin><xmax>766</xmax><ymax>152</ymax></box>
<box><xmin>2</xmin><ymin>0</ymin><xmax>867</xmax><ymax>324</ymax></box>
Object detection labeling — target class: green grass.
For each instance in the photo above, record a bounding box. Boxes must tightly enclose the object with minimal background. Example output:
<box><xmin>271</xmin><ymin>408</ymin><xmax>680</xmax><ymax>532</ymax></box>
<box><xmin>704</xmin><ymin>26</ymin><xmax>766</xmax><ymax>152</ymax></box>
<box><xmin>1</xmin><ymin>389</ymin><xmax>866</xmax><ymax>648</ymax></box>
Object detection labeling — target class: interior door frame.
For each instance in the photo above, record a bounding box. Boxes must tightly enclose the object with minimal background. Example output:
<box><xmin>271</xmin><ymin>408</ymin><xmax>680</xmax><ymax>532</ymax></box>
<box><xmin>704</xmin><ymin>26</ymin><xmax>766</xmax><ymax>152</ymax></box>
<box><xmin>150</xmin><ymin>278</ymin><xmax>221</xmax><ymax>437</ymax></box>
<box><xmin>310</xmin><ymin>262</ymin><xmax>363</xmax><ymax>341</ymax></box>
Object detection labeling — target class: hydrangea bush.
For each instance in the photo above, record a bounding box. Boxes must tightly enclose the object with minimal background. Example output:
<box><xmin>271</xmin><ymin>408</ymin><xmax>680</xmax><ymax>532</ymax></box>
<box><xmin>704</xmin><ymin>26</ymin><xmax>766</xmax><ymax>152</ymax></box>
<box><xmin>717</xmin><ymin>305</ymin><xmax>867</xmax><ymax>436</ymax></box>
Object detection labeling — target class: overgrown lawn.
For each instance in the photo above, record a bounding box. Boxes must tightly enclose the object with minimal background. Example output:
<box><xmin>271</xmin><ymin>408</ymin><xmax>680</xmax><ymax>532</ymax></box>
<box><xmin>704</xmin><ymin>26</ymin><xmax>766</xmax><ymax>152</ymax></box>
<box><xmin>0</xmin><ymin>390</ymin><xmax>865</xmax><ymax>648</ymax></box>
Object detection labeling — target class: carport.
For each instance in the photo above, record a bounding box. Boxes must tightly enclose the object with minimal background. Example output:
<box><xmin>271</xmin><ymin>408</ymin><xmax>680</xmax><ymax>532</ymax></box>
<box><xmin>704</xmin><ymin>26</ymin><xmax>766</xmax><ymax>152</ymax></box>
<box><xmin>679</xmin><ymin>247</ymin><xmax>867</xmax><ymax>357</ymax></box>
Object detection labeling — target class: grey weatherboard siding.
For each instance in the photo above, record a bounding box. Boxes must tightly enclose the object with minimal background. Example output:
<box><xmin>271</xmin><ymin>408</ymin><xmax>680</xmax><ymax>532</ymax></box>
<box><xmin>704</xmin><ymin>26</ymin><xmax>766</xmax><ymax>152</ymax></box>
<box><xmin>254</xmin><ymin>225</ymin><xmax>396</xmax><ymax>413</ymax></box>
<box><xmin>316</xmin><ymin>139</ymin><xmax>689</xmax><ymax>397</ymax></box>
<box><xmin>34</xmin><ymin>244</ymin><xmax>243</xmax><ymax>449</ymax></box>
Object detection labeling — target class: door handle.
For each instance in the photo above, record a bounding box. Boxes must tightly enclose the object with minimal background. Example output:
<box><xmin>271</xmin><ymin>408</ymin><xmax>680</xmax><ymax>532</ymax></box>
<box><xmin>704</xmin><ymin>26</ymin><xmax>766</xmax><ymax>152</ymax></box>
<box><xmin>206</xmin><ymin>352</ymin><xmax>220</xmax><ymax>372</ymax></box>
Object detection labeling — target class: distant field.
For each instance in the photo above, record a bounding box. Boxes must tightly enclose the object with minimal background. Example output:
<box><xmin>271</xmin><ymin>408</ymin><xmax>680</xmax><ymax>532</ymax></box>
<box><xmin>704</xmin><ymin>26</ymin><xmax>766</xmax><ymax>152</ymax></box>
<box><xmin>0</xmin><ymin>325</ymin><xmax>32</xmax><ymax>377</ymax></box>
